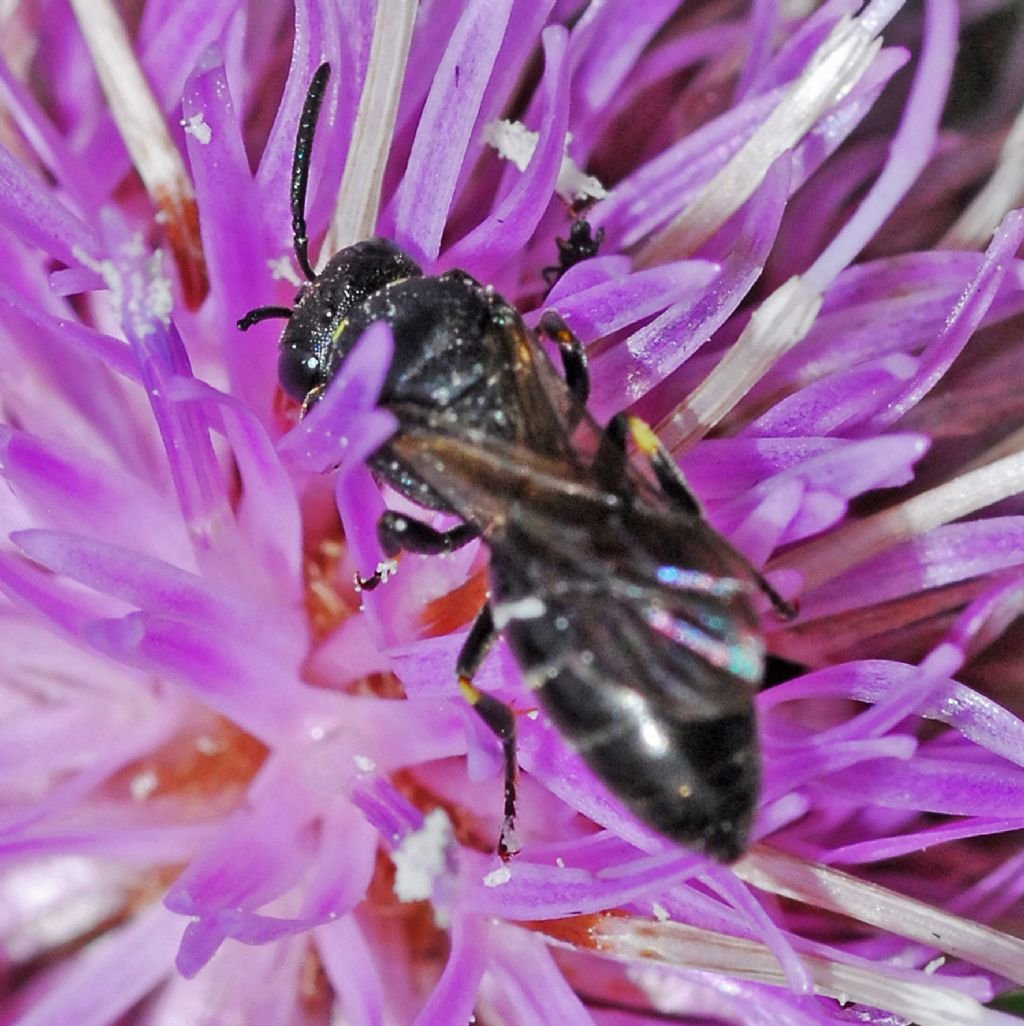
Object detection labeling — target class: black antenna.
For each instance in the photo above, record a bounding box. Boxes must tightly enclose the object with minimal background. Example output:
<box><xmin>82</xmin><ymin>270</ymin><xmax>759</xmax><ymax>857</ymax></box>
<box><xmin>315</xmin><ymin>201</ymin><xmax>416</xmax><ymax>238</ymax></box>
<box><xmin>236</xmin><ymin>305</ymin><xmax>293</xmax><ymax>331</ymax></box>
<box><xmin>291</xmin><ymin>62</ymin><xmax>331</xmax><ymax>282</ymax></box>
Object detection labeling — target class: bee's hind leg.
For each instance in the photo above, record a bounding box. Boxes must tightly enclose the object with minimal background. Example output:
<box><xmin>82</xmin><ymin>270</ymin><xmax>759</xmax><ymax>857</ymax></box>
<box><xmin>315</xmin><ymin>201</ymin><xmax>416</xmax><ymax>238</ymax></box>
<box><xmin>456</xmin><ymin>604</ymin><xmax>521</xmax><ymax>860</ymax></box>
<box><xmin>597</xmin><ymin>413</ymin><xmax>796</xmax><ymax>620</ymax></box>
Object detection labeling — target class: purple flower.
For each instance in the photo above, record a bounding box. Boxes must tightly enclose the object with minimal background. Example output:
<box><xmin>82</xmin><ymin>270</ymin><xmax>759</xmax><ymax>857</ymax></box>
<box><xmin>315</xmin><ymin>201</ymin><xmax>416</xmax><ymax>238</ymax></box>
<box><xmin>2</xmin><ymin>0</ymin><xmax>1024</xmax><ymax>1024</ymax></box>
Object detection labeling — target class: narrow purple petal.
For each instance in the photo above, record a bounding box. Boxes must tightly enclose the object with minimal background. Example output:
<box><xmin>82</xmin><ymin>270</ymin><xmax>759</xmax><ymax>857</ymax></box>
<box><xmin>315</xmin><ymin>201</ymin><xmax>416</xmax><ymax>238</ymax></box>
<box><xmin>441</xmin><ymin>26</ymin><xmax>570</xmax><ymax>278</ymax></box>
<box><xmin>0</xmin><ymin>429</ymin><xmax>192</xmax><ymax>565</ymax></box>
<box><xmin>589</xmin><ymin>158</ymin><xmax>790</xmax><ymax>416</ymax></box>
<box><xmin>807</xmin><ymin>0</ymin><xmax>959</xmax><ymax>288</ymax></box>
<box><xmin>812</xmin><ymin>754</ymin><xmax>1024</xmax><ymax>817</ymax></box>
<box><xmin>745</xmin><ymin>354</ymin><xmax>918</xmax><ymax>437</ymax></box>
<box><xmin>531</xmin><ymin>260</ymin><xmax>720</xmax><ymax>341</ymax></box>
<box><xmin>0</xmin><ymin>142</ymin><xmax>101</xmax><ymax>264</ymax></box>
<box><xmin>0</xmin><ymin>278</ymin><xmax>139</xmax><ymax>383</ymax></box>
<box><xmin>824</xmin><ymin>817</ymin><xmax>1024</xmax><ymax>865</ymax></box>
<box><xmin>485</xmin><ymin>926</ymin><xmax>595</xmax><ymax>1026</ymax></box>
<box><xmin>411</xmin><ymin>915</ymin><xmax>488</xmax><ymax>1026</ymax></box>
<box><xmin>799</xmin><ymin>519</ymin><xmax>1024</xmax><ymax>620</ymax></box>
<box><xmin>277</xmin><ymin>321</ymin><xmax>396</xmax><ymax>474</ymax></box>
<box><xmin>165</xmin><ymin>377</ymin><xmax>304</xmax><ymax>598</ymax></box>
<box><xmin>13</xmin><ymin>903</ymin><xmax>181</xmax><ymax>1026</ymax></box>
<box><xmin>392</xmin><ymin>0</ymin><xmax>514</xmax><ymax>261</ymax></box>
<box><xmin>759</xmin><ymin>661</ymin><xmax>1024</xmax><ymax>768</ymax></box>
<box><xmin>182</xmin><ymin>48</ymin><xmax>278</xmax><ymax>416</ymax></box>
<box><xmin>859</xmin><ymin>209</ymin><xmax>1024</xmax><ymax>431</ymax></box>
<box><xmin>315</xmin><ymin>915</ymin><xmax>387</xmax><ymax>1026</ymax></box>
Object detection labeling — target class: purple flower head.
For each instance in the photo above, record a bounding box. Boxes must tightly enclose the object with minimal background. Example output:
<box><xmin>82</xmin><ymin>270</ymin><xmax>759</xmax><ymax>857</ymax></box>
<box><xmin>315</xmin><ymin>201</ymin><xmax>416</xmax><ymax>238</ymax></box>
<box><xmin>2</xmin><ymin>1</ymin><xmax>1024</xmax><ymax>1024</ymax></box>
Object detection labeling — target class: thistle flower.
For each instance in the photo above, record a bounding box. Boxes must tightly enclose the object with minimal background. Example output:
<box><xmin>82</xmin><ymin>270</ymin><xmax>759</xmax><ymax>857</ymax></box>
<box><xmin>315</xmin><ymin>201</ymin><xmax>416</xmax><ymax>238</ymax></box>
<box><xmin>2</xmin><ymin>1</ymin><xmax>1024</xmax><ymax>1024</ymax></box>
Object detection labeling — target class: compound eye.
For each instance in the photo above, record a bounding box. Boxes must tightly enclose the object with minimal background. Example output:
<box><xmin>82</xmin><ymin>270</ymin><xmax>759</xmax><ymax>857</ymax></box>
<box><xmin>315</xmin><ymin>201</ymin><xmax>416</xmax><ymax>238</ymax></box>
<box><xmin>278</xmin><ymin>345</ymin><xmax>322</xmax><ymax>403</ymax></box>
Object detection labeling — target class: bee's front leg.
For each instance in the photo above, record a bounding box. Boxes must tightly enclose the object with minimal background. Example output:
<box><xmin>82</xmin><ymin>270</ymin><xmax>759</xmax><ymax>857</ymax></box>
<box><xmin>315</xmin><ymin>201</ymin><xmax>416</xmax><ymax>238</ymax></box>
<box><xmin>355</xmin><ymin>511</ymin><xmax>478</xmax><ymax>590</ymax></box>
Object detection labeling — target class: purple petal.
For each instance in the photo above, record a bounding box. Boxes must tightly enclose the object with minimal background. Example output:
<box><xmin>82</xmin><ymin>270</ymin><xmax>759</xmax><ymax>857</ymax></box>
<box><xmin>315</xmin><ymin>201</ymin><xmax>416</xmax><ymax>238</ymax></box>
<box><xmin>392</xmin><ymin>0</ymin><xmax>514</xmax><ymax>261</ymax></box>
<box><xmin>411</xmin><ymin>915</ymin><xmax>488</xmax><ymax>1026</ymax></box>
<box><xmin>441</xmin><ymin>26</ymin><xmax>570</xmax><ymax>278</ymax></box>
<box><xmin>277</xmin><ymin>321</ymin><xmax>396</xmax><ymax>474</ymax></box>
<box><xmin>0</xmin><ymin>142</ymin><xmax>100</xmax><ymax>265</ymax></box>
<box><xmin>182</xmin><ymin>48</ymin><xmax>279</xmax><ymax>416</ymax></box>
<box><xmin>12</xmin><ymin>904</ymin><xmax>181</xmax><ymax>1026</ymax></box>
<box><xmin>589</xmin><ymin>158</ymin><xmax>790</xmax><ymax>417</ymax></box>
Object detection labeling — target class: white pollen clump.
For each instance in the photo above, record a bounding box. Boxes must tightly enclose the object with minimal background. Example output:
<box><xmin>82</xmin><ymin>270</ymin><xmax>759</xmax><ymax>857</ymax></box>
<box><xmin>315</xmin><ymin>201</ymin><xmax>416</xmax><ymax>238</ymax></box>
<box><xmin>483</xmin><ymin>865</ymin><xmax>512</xmax><ymax>888</ymax></box>
<box><xmin>194</xmin><ymin>735</ymin><xmax>219</xmax><ymax>755</ymax></box>
<box><xmin>483</xmin><ymin>119</ymin><xmax>608</xmax><ymax>204</ymax></box>
<box><xmin>391</xmin><ymin>808</ymin><xmax>454</xmax><ymax>903</ymax></box>
<box><xmin>145</xmin><ymin>250</ymin><xmax>173</xmax><ymax>326</ymax></box>
<box><xmin>179</xmin><ymin>112</ymin><xmax>211</xmax><ymax>145</ymax></box>
<box><xmin>268</xmin><ymin>254</ymin><xmax>303</xmax><ymax>286</ymax></box>
<box><xmin>651</xmin><ymin>901</ymin><xmax>670</xmax><ymax>922</ymax></box>
<box><xmin>353</xmin><ymin>754</ymin><xmax>376</xmax><ymax>772</ymax></box>
<box><xmin>129</xmin><ymin>769</ymin><xmax>158</xmax><ymax>801</ymax></box>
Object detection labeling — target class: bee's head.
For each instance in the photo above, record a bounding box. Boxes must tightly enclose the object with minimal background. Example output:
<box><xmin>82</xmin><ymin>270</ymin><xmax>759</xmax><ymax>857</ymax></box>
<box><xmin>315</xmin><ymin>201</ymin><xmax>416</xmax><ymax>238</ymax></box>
<box><xmin>243</xmin><ymin>237</ymin><xmax>422</xmax><ymax>410</ymax></box>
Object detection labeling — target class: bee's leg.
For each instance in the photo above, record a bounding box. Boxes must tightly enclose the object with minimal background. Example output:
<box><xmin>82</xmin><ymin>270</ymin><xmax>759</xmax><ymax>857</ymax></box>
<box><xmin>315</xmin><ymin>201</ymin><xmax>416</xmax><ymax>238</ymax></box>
<box><xmin>355</xmin><ymin>512</ymin><xmax>478</xmax><ymax>590</ymax></box>
<box><xmin>601</xmin><ymin>414</ymin><xmax>796</xmax><ymax>620</ymax></box>
<box><xmin>456</xmin><ymin>604</ymin><xmax>520</xmax><ymax>860</ymax></box>
<box><xmin>592</xmin><ymin>412</ymin><xmax>640</xmax><ymax>496</ymax></box>
<box><xmin>538</xmin><ymin>311</ymin><xmax>589</xmax><ymax>407</ymax></box>
<box><xmin>624</xmin><ymin>415</ymin><xmax>702</xmax><ymax>515</ymax></box>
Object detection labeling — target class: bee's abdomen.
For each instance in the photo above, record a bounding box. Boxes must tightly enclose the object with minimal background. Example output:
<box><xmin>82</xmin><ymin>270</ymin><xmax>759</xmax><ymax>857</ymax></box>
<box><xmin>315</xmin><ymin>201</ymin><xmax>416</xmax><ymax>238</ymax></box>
<box><xmin>538</xmin><ymin>669</ymin><xmax>758</xmax><ymax>861</ymax></box>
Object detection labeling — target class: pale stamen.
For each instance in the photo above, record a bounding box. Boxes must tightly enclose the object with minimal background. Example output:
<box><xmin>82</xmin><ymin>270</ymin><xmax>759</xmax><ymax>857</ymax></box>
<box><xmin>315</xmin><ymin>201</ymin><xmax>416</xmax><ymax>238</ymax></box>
<box><xmin>562</xmin><ymin>911</ymin><xmax>1010</xmax><ymax>1026</ymax></box>
<box><xmin>771</xmin><ymin>447</ymin><xmax>1024</xmax><ymax>593</ymax></box>
<box><xmin>658</xmin><ymin>275</ymin><xmax>823</xmax><ymax>452</ymax></box>
<box><xmin>735</xmin><ymin>848</ymin><xmax>1024</xmax><ymax>987</ymax></box>
<box><xmin>942</xmin><ymin>100</ymin><xmax>1024</xmax><ymax>249</ymax></box>
<box><xmin>69</xmin><ymin>0</ymin><xmax>207</xmax><ymax>307</ymax></box>
<box><xmin>636</xmin><ymin>13</ymin><xmax>884</xmax><ymax>265</ymax></box>
<box><xmin>320</xmin><ymin>0</ymin><xmax>417</xmax><ymax>258</ymax></box>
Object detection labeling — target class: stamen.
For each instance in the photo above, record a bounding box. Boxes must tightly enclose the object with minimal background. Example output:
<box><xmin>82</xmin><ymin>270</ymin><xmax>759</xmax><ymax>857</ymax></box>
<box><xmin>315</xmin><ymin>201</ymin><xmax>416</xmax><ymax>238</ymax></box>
<box><xmin>654</xmin><ymin>0</ymin><xmax>952</xmax><ymax>450</ymax></box>
<box><xmin>735</xmin><ymin>848</ymin><xmax>1024</xmax><ymax>987</ymax></box>
<box><xmin>942</xmin><ymin>99</ymin><xmax>1024</xmax><ymax>249</ymax></box>
<box><xmin>772</xmin><ymin>447</ymin><xmax>1024</xmax><ymax>593</ymax></box>
<box><xmin>637</xmin><ymin>14</ymin><xmax>882</xmax><ymax>264</ymax></box>
<box><xmin>320</xmin><ymin>0</ymin><xmax>417</xmax><ymax>257</ymax></box>
<box><xmin>559</xmin><ymin>911</ymin><xmax>1011</xmax><ymax>1026</ymax></box>
<box><xmin>658</xmin><ymin>275</ymin><xmax>822</xmax><ymax>452</ymax></box>
<box><xmin>69</xmin><ymin>0</ymin><xmax>208</xmax><ymax>308</ymax></box>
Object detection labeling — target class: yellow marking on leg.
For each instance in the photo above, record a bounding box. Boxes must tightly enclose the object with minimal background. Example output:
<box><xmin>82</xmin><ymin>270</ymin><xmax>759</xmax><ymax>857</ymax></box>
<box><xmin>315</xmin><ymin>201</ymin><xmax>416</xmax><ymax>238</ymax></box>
<box><xmin>627</xmin><ymin>416</ymin><xmax>662</xmax><ymax>457</ymax></box>
<box><xmin>458</xmin><ymin>675</ymin><xmax>482</xmax><ymax>705</ymax></box>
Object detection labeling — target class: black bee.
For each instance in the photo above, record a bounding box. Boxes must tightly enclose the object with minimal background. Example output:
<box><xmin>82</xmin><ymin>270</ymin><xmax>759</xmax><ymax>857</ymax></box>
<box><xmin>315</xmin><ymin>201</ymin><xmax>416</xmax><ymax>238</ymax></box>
<box><xmin>542</xmin><ymin>218</ymin><xmax>606</xmax><ymax>288</ymax></box>
<box><xmin>240</xmin><ymin>64</ymin><xmax>789</xmax><ymax>862</ymax></box>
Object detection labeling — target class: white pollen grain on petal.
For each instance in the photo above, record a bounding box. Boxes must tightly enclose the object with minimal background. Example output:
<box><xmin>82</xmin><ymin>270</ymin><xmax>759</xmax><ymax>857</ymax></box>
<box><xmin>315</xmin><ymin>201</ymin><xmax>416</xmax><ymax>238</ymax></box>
<box><xmin>482</xmin><ymin>865</ymin><xmax>512</xmax><ymax>888</ymax></box>
<box><xmin>179</xmin><ymin>112</ymin><xmax>211</xmax><ymax>145</ymax></box>
<box><xmin>483</xmin><ymin>118</ymin><xmax>539</xmax><ymax>172</ymax></box>
<box><xmin>129</xmin><ymin>769</ymin><xmax>158</xmax><ymax>801</ymax></box>
<box><xmin>391</xmin><ymin>808</ymin><xmax>455</xmax><ymax>903</ymax></box>
<box><xmin>268</xmin><ymin>255</ymin><xmax>303</xmax><ymax>286</ymax></box>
